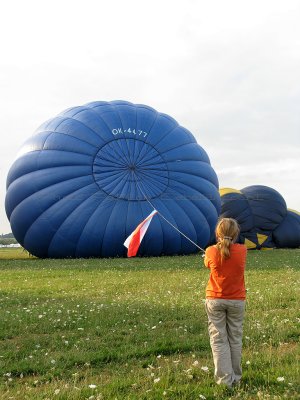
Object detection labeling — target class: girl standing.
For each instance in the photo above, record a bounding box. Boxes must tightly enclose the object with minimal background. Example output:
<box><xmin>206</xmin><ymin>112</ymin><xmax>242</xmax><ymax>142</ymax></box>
<box><xmin>204</xmin><ymin>218</ymin><xmax>247</xmax><ymax>388</ymax></box>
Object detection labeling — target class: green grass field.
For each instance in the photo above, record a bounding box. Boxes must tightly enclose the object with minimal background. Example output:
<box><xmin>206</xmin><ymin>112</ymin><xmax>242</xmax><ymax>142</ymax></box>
<box><xmin>0</xmin><ymin>248</ymin><xmax>299</xmax><ymax>399</ymax></box>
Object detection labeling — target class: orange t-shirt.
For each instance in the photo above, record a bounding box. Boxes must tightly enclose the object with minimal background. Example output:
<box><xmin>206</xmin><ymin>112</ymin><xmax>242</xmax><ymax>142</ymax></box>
<box><xmin>204</xmin><ymin>243</ymin><xmax>247</xmax><ymax>300</ymax></box>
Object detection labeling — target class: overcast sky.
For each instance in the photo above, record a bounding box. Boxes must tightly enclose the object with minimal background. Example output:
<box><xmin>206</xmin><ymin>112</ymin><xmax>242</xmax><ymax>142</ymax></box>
<box><xmin>1</xmin><ymin>0</ymin><xmax>300</xmax><ymax>233</ymax></box>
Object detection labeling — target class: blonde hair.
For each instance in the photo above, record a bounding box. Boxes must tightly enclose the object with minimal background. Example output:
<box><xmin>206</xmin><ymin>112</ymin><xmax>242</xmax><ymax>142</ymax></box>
<box><xmin>215</xmin><ymin>218</ymin><xmax>240</xmax><ymax>260</ymax></box>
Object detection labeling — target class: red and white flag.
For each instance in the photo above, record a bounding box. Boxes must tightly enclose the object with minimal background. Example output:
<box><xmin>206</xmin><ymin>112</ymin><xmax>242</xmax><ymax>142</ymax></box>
<box><xmin>124</xmin><ymin>210</ymin><xmax>158</xmax><ymax>257</ymax></box>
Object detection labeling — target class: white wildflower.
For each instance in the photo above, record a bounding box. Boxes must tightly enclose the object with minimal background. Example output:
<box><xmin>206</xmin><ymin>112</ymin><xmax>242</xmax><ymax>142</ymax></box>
<box><xmin>88</xmin><ymin>384</ymin><xmax>97</xmax><ymax>389</ymax></box>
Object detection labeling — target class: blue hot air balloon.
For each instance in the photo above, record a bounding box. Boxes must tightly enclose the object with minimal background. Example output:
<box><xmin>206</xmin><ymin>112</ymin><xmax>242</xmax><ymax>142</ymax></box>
<box><xmin>220</xmin><ymin>185</ymin><xmax>300</xmax><ymax>249</ymax></box>
<box><xmin>5</xmin><ymin>101</ymin><xmax>220</xmax><ymax>258</ymax></box>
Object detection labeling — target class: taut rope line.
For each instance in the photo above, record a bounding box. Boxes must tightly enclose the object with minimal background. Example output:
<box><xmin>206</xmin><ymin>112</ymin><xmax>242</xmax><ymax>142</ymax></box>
<box><xmin>133</xmin><ymin>174</ymin><xmax>205</xmax><ymax>253</ymax></box>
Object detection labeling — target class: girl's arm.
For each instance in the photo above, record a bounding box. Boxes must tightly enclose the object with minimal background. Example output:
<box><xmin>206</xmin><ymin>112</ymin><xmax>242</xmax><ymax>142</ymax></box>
<box><xmin>203</xmin><ymin>248</ymin><xmax>212</xmax><ymax>269</ymax></box>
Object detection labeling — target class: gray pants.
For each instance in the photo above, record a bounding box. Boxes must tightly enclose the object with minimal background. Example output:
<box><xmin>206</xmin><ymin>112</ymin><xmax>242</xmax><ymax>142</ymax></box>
<box><xmin>205</xmin><ymin>299</ymin><xmax>245</xmax><ymax>388</ymax></box>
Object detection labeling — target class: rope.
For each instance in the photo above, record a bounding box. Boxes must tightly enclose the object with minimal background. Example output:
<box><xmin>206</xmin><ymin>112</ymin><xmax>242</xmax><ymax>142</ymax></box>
<box><xmin>133</xmin><ymin>174</ymin><xmax>205</xmax><ymax>253</ymax></box>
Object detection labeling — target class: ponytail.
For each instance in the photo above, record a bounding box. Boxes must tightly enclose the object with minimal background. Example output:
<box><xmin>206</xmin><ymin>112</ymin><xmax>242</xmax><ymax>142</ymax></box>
<box><xmin>215</xmin><ymin>218</ymin><xmax>240</xmax><ymax>260</ymax></box>
<box><xmin>216</xmin><ymin>237</ymin><xmax>232</xmax><ymax>260</ymax></box>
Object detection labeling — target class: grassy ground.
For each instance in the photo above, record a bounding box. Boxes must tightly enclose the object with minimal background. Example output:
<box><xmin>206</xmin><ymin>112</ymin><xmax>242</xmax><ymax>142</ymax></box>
<box><xmin>0</xmin><ymin>248</ymin><xmax>299</xmax><ymax>399</ymax></box>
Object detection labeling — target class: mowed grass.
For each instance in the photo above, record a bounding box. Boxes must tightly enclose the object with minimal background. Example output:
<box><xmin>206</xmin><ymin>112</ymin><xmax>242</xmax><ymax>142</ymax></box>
<box><xmin>0</xmin><ymin>249</ymin><xmax>299</xmax><ymax>400</ymax></box>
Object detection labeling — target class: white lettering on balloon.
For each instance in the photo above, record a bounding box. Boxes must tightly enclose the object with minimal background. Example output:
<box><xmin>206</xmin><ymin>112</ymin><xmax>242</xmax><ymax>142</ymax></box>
<box><xmin>112</xmin><ymin>128</ymin><xmax>148</xmax><ymax>137</ymax></box>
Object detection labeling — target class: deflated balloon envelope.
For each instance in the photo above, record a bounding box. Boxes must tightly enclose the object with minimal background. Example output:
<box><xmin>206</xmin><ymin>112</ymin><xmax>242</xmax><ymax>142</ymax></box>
<box><xmin>6</xmin><ymin>101</ymin><xmax>220</xmax><ymax>258</ymax></box>
<box><xmin>220</xmin><ymin>185</ymin><xmax>300</xmax><ymax>249</ymax></box>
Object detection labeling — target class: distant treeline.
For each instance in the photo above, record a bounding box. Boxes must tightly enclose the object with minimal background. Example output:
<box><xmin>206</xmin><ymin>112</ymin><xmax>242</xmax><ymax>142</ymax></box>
<box><xmin>1</xmin><ymin>233</ymin><xmax>15</xmax><ymax>238</ymax></box>
<box><xmin>0</xmin><ymin>233</ymin><xmax>17</xmax><ymax>245</ymax></box>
